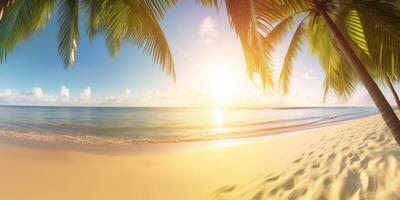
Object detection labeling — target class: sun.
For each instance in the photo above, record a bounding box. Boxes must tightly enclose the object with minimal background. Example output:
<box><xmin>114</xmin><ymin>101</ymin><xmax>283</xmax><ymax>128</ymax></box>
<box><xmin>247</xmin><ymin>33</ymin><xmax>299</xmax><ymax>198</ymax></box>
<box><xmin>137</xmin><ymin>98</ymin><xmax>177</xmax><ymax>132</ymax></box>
<box><xmin>206</xmin><ymin>60</ymin><xmax>240</xmax><ymax>106</ymax></box>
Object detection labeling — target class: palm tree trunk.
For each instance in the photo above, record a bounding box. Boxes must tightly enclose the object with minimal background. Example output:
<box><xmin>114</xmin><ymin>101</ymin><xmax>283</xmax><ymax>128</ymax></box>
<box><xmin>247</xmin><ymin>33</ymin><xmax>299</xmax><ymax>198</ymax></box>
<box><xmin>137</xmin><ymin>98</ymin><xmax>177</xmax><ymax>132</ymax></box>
<box><xmin>385</xmin><ymin>73</ymin><xmax>400</xmax><ymax>112</ymax></box>
<box><xmin>320</xmin><ymin>9</ymin><xmax>400</xmax><ymax>144</ymax></box>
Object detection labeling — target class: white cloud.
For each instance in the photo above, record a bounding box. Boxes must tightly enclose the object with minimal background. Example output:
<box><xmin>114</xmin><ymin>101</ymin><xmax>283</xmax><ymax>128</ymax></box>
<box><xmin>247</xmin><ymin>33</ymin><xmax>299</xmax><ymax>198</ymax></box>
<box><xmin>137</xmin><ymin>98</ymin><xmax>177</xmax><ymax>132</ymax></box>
<box><xmin>31</xmin><ymin>87</ymin><xmax>43</xmax><ymax>98</ymax></box>
<box><xmin>123</xmin><ymin>88</ymin><xmax>131</xmax><ymax>98</ymax></box>
<box><xmin>0</xmin><ymin>86</ymin><xmax>132</xmax><ymax>106</ymax></box>
<box><xmin>59</xmin><ymin>86</ymin><xmax>70</xmax><ymax>100</ymax></box>
<box><xmin>0</xmin><ymin>87</ymin><xmax>58</xmax><ymax>105</ymax></box>
<box><xmin>1</xmin><ymin>84</ymin><xmax>395</xmax><ymax>107</ymax></box>
<box><xmin>0</xmin><ymin>86</ymin><xmax>323</xmax><ymax>107</ymax></box>
<box><xmin>0</xmin><ymin>88</ymin><xmax>13</xmax><ymax>98</ymax></box>
<box><xmin>199</xmin><ymin>16</ymin><xmax>218</xmax><ymax>44</ymax></box>
<box><xmin>80</xmin><ymin>87</ymin><xmax>91</xmax><ymax>101</ymax></box>
<box><xmin>102</xmin><ymin>88</ymin><xmax>133</xmax><ymax>104</ymax></box>
<box><xmin>304</xmin><ymin>70</ymin><xmax>317</xmax><ymax>80</ymax></box>
<box><xmin>18</xmin><ymin>87</ymin><xmax>45</xmax><ymax>99</ymax></box>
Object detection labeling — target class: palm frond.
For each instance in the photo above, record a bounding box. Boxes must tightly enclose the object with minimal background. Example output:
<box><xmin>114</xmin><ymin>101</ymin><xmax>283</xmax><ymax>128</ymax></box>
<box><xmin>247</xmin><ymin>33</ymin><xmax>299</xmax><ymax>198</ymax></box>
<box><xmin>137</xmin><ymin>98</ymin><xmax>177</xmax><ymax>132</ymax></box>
<box><xmin>129</xmin><ymin>1</ymin><xmax>176</xmax><ymax>79</ymax></box>
<box><xmin>308</xmin><ymin>16</ymin><xmax>357</xmax><ymax>100</ymax></box>
<box><xmin>81</xmin><ymin>0</ymin><xmax>104</xmax><ymax>40</ymax></box>
<box><xmin>351</xmin><ymin>0</ymin><xmax>400</xmax><ymax>38</ymax></box>
<box><xmin>349</xmin><ymin>1</ymin><xmax>400</xmax><ymax>78</ymax></box>
<box><xmin>345</xmin><ymin>9</ymin><xmax>370</xmax><ymax>56</ymax></box>
<box><xmin>262</xmin><ymin>13</ymin><xmax>297</xmax><ymax>55</ymax></box>
<box><xmin>80</xmin><ymin>0</ymin><xmax>177</xmax><ymax>79</ymax></box>
<box><xmin>0</xmin><ymin>0</ymin><xmax>16</xmax><ymax>21</ymax></box>
<box><xmin>279</xmin><ymin>19</ymin><xmax>307</xmax><ymax>94</ymax></box>
<box><xmin>196</xmin><ymin>0</ymin><xmax>220</xmax><ymax>8</ymax></box>
<box><xmin>96</xmin><ymin>0</ymin><xmax>176</xmax><ymax>79</ymax></box>
<box><xmin>322</xmin><ymin>56</ymin><xmax>356</xmax><ymax>101</ymax></box>
<box><xmin>224</xmin><ymin>0</ymin><xmax>276</xmax><ymax>90</ymax></box>
<box><xmin>279</xmin><ymin>0</ymin><xmax>311</xmax><ymax>13</ymax></box>
<box><xmin>254</xmin><ymin>0</ymin><xmax>291</xmax><ymax>33</ymax></box>
<box><xmin>0</xmin><ymin>0</ymin><xmax>55</xmax><ymax>63</ymax></box>
<box><xmin>144</xmin><ymin>0</ymin><xmax>177</xmax><ymax>20</ymax></box>
<box><xmin>57</xmin><ymin>0</ymin><xmax>80</xmax><ymax>66</ymax></box>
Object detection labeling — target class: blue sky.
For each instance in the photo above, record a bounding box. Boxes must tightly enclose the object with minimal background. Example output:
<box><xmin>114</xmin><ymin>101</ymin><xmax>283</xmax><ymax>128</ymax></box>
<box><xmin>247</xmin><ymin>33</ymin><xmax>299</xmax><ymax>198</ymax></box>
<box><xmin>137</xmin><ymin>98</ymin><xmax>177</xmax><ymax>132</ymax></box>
<box><xmin>0</xmin><ymin>1</ymin><xmax>397</xmax><ymax>107</ymax></box>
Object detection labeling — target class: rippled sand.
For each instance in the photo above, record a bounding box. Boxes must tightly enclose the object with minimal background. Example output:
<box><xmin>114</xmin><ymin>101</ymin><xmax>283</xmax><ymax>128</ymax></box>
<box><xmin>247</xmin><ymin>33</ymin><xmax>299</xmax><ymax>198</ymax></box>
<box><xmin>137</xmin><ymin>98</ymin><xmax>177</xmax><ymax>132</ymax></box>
<box><xmin>0</xmin><ymin>114</ymin><xmax>399</xmax><ymax>200</ymax></box>
<box><xmin>211</xmin><ymin>114</ymin><xmax>400</xmax><ymax>200</ymax></box>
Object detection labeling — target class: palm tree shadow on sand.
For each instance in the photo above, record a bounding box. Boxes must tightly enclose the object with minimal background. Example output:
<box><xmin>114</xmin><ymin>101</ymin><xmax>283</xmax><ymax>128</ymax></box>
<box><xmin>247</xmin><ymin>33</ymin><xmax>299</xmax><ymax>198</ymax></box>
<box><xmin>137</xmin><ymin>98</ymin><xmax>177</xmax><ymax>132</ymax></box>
<box><xmin>210</xmin><ymin>119</ymin><xmax>400</xmax><ymax>200</ymax></box>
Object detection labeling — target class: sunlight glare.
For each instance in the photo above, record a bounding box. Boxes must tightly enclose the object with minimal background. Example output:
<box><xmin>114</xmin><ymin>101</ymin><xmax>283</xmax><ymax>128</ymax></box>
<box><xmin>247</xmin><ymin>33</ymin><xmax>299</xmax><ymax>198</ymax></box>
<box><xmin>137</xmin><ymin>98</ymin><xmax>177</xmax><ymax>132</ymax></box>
<box><xmin>213</xmin><ymin>108</ymin><xmax>226</xmax><ymax>134</ymax></box>
<box><xmin>207</xmin><ymin>60</ymin><xmax>240</xmax><ymax>106</ymax></box>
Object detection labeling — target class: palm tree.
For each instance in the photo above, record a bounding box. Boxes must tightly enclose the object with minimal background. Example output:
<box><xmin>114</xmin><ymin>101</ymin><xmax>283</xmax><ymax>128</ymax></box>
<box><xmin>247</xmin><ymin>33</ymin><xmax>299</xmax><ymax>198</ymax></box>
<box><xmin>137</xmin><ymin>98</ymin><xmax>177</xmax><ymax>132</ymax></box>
<box><xmin>0</xmin><ymin>0</ymin><xmax>176</xmax><ymax>79</ymax></box>
<box><xmin>199</xmin><ymin>0</ymin><xmax>400</xmax><ymax>143</ymax></box>
<box><xmin>384</xmin><ymin>74</ymin><xmax>400</xmax><ymax>112</ymax></box>
<box><xmin>365</xmin><ymin>62</ymin><xmax>400</xmax><ymax>112</ymax></box>
<box><xmin>2</xmin><ymin>0</ymin><xmax>400</xmax><ymax>144</ymax></box>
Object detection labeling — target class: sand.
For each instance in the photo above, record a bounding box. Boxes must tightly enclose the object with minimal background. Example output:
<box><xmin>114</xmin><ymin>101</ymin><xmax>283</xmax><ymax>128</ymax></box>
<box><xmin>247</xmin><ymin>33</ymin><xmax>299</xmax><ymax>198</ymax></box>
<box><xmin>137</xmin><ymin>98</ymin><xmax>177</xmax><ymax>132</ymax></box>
<box><xmin>0</xmin><ymin>114</ymin><xmax>399</xmax><ymax>200</ymax></box>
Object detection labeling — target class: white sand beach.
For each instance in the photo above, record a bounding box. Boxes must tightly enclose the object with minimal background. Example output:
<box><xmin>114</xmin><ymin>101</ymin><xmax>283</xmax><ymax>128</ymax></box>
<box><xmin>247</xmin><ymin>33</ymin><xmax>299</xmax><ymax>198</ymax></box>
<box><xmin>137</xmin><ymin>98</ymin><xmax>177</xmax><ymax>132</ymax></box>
<box><xmin>0</xmin><ymin>113</ymin><xmax>399</xmax><ymax>200</ymax></box>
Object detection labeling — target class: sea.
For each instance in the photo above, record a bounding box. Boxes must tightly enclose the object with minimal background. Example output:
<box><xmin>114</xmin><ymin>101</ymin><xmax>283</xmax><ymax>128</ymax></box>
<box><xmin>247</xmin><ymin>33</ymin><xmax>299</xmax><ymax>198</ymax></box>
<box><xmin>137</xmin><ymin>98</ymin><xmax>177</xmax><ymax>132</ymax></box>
<box><xmin>0</xmin><ymin>106</ymin><xmax>379</xmax><ymax>143</ymax></box>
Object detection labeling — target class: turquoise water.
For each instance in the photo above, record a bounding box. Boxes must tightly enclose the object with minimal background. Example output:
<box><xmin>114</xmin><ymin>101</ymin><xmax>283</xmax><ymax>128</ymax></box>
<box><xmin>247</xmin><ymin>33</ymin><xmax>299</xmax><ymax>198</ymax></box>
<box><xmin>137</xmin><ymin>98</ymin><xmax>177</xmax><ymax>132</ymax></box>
<box><xmin>0</xmin><ymin>106</ymin><xmax>379</xmax><ymax>142</ymax></box>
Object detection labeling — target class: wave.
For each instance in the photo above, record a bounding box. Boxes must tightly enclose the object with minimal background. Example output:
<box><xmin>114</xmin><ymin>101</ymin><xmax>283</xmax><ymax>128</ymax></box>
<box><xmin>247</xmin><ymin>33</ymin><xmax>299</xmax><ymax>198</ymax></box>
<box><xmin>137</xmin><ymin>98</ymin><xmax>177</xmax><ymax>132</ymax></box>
<box><xmin>0</xmin><ymin>109</ymin><xmax>377</xmax><ymax>145</ymax></box>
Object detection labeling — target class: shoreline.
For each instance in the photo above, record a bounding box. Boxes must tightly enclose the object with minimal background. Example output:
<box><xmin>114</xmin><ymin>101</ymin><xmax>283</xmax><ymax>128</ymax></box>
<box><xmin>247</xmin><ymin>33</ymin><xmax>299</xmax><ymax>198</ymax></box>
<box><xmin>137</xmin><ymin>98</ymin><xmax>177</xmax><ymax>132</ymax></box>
<box><xmin>0</xmin><ymin>112</ymin><xmax>399</xmax><ymax>199</ymax></box>
<box><xmin>0</xmin><ymin>111</ymin><xmax>380</xmax><ymax>155</ymax></box>
<box><xmin>0</xmin><ymin>111</ymin><xmax>378</xmax><ymax>154</ymax></box>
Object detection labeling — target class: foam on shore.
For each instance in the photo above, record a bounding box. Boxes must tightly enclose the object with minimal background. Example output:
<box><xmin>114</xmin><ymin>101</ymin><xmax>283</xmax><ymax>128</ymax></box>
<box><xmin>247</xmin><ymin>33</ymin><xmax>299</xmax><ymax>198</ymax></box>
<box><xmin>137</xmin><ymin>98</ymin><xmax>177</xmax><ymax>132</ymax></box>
<box><xmin>0</xmin><ymin>113</ymin><xmax>373</xmax><ymax>146</ymax></box>
<box><xmin>0</xmin><ymin>113</ymin><xmax>399</xmax><ymax>200</ymax></box>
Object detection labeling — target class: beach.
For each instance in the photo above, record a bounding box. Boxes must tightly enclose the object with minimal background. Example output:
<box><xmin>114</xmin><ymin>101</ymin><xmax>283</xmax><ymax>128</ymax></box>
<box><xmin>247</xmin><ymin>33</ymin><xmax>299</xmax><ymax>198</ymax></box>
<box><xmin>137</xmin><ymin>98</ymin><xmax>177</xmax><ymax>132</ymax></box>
<box><xmin>0</xmin><ymin>113</ymin><xmax>399</xmax><ymax>200</ymax></box>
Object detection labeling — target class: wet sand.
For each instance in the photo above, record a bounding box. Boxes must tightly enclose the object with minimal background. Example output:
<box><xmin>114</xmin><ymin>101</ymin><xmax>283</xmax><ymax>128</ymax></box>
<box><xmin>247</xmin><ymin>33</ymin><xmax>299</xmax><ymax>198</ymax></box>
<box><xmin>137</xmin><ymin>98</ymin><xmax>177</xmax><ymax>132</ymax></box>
<box><xmin>0</xmin><ymin>113</ymin><xmax>399</xmax><ymax>200</ymax></box>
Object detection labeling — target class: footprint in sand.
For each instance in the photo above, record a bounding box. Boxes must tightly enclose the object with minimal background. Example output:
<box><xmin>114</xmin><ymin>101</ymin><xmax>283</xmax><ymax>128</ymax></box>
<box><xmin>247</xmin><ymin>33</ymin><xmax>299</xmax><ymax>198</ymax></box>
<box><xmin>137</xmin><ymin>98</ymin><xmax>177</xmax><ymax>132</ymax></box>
<box><xmin>215</xmin><ymin>185</ymin><xmax>236</xmax><ymax>193</ymax></box>
<box><xmin>323</xmin><ymin>176</ymin><xmax>332</xmax><ymax>187</ymax></box>
<box><xmin>269</xmin><ymin>187</ymin><xmax>279</xmax><ymax>195</ymax></box>
<box><xmin>282</xmin><ymin>179</ymin><xmax>295</xmax><ymax>190</ymax></box>
<box><xmin>210</xmin><ymin>117</ymin><xmax>400</xmax><ymax>200</ymax></box>
<box><xmin>351</xmin><ymin>154</ymin><xmax>360</xmax><ymax>162</ymax></box>
<box><xmin>342</xmin><ymin>146</ymin><xmax>350</xmax><ymax>151</ymax></box>
<box><xmin>326</xmin><ymin>153</ymin><xmax>336</xmax><ymax>163</ymax></box>
<box><xmin>288</xmin><ymin>187</ymin><xmax>307</xmax><ymax>200</ymax></box>
<box><xmin>251</xmin><ymin>191</ymin><xmax>263</xmax><ymax>200</ymax></box>
<box><xmin>312</xmin><ymin>163</ymin><xmax>320</xmax><ymax>169</ymax></box>
<box><xmin>360</xmin><ymin>171</ymin><xmax>377</xmax><ymax>192</ymax></box>
<box><xmin>264</xmin><ymin>175</ymin><xmax>279</xmax><ymax>183</ymax></box>
<box><xmin>339</xmin><ymin>169</ymin><xmax>362</xmax><ymax>199</ymax></box>
<box><xmin>294</xmin><ymin>169</ymin><xmax>305</xmax><ymax>176</ymax></box>
<box><xmin>377</xmin><ymin>135</ymin><xmax>385</xmax><ymax>142</ymax></box>
<box><xmin>293</xmin><ymin>158</ymin><xmax>302</xmax><ymax>163</ymax></box>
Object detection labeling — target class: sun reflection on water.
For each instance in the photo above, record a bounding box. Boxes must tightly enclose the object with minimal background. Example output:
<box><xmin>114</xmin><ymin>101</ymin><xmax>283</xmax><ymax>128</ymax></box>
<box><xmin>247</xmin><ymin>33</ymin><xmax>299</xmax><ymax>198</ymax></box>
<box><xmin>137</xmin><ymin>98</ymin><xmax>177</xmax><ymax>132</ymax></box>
<box><xmin>213</xmin><ymin>108</ymin><xmax>226</xmax><ymax>134</ymax></box>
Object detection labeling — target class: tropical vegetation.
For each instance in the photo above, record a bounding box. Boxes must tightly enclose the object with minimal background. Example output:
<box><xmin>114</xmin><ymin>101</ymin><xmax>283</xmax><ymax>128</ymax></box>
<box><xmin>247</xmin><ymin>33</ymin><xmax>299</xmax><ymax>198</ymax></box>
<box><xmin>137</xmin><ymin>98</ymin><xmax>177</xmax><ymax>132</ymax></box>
<box><xmin>1</xmin><ymin>0</ymin><xmax>400</xmax><ymax>144</ymax></box>
<box><xmin>0</xmin><ymin>0</ymin><xmax>176</xmax><ymax>79</ymax></box>
<box><xmin>204</xmin><ymin>0</ymin><xmax>400</xmax><ymax>143</ymax></box>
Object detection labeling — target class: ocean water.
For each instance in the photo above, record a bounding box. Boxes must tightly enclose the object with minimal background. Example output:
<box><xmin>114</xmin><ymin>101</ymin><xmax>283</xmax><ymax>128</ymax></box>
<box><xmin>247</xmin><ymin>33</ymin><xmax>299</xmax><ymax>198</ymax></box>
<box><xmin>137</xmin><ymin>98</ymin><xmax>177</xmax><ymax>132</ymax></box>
<box><xmin>0</xmin><ymin>106</ymin><xmax>379</xmax><ymax>143</ymax></box>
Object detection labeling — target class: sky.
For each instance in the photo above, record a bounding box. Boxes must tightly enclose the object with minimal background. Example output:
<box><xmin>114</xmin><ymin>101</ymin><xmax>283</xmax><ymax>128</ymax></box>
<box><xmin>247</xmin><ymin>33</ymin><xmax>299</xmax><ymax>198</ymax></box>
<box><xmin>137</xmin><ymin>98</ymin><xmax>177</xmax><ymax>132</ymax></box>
<box><xmin>0</xmin><ymin>1</ymin><xmax>398</xmax><ymax>107</ymax></box>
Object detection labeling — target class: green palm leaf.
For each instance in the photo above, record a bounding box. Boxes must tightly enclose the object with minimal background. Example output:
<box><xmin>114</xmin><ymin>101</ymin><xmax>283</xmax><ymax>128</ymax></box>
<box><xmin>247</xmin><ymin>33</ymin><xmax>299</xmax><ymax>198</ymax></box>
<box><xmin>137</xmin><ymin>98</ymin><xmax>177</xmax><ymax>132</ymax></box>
<box><xmin>0</xmin><ymin>0</ymin><xmax>55</xmax><ymax>63</ymax></box>
<box><xmin>279</xmin><ymin>19</ymin><xmax>306</xmax><ymax>94</ymax></box>
<box><xmin>348</xmin><ymin>1</ymin><xmax>400</xmax><ymax>78</ymax></box>
<box><xmin>57</xmin><ymin>0</ymin><xmax>79</xmax><ymax>66</ymax></box>
<box><xmin>2</xmin><ymin>0</ymin><xmax>176</xmax><ymax>79</ymax></box>
<box><xmin>345</xmin><ymin>9</ymin><xmax>370</xmax><ymax>56</ymax></box>
<box><xmin>95</xmin><ymin>0</ymin><xmax>176</xmax><ymax>79</ymax></box>
<box><xmin>310</xmin><ymin>16</ymin><xmax>358</xmax><ymax>99</ymax></box>
<box><xmin>262</xmin><ymin>13</ymin><xmax>296</xmax><ymax>52</ymax></box>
